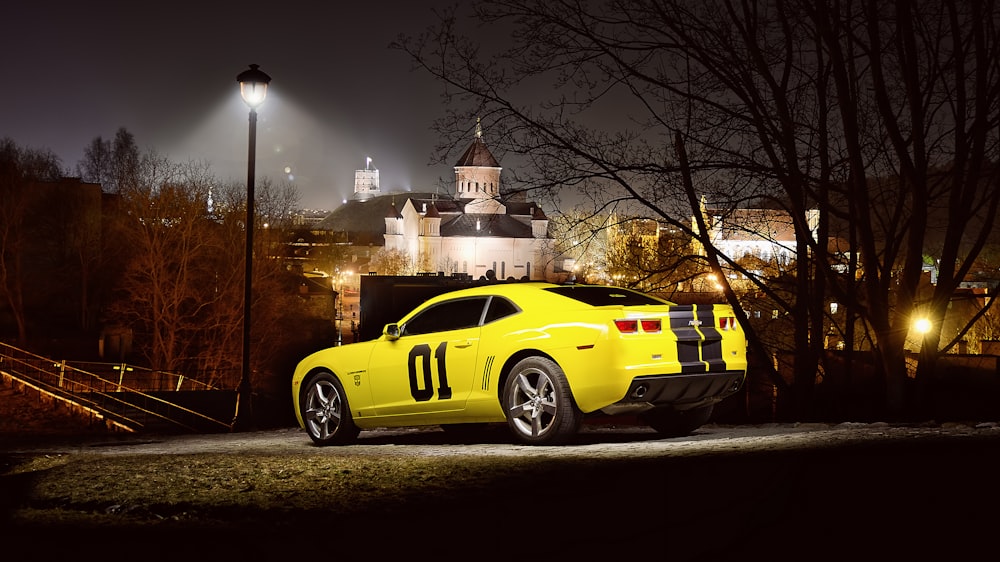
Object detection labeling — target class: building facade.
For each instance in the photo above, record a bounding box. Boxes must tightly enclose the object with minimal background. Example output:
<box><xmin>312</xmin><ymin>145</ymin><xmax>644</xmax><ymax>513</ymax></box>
<box><xmin>316</xmin><ymin>124</ymin><xmax>556</xmax><ymax>281</ymax></box>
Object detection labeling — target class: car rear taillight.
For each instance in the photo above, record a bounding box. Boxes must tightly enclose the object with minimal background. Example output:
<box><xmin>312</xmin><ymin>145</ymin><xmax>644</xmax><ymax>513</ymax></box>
<box><xmin>614</xmin><ymin>319</ymin><xmax>639</xmax><ymax>333</ymax></box>
<box><xmin>614</xmin><ymin>319</ymin><xmax>661</xmax><ymax>333</ymax></box>
<box><xmin>640</xmin><ymin>319</ymin><xmax>661</xmax><ymax>333</ymax></box>
<box><xmin>719</xmin><ymin>316</ymin><xmax>738</xmax><ymax>330</ymax></box>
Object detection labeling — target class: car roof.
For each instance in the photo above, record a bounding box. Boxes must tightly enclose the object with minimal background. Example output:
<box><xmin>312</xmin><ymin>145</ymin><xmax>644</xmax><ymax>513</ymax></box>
<box><xmin>419</xmin><ymin>281</ymin><xmax>558</xmax><ymax>303</ymax></box>
<box><xmin>416</xmin><ymin>282</ymin><xmax>671</xmax><ymax>308</ymax></box>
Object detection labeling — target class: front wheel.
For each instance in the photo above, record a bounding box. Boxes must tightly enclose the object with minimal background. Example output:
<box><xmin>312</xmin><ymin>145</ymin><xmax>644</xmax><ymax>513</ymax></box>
<box><xmin>301</xmin><ymin>371</ymin><xmax>359</xmax><ymax>446</ymax></box>
<box><xmin>502</xmin><ymin>357</ymin><xmax>582</xmax><ymax>445</ymax></box>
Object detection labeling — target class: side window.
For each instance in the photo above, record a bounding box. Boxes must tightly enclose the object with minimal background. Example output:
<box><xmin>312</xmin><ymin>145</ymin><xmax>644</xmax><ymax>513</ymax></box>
<box><xmin>402</xmin><ymin>297</ymin><xmax>488</xmax><ymax>336</ymax></box>
<box><xmin>483</xmin><ymin>296</ymin><xmax>519</xmax><ymax>324</ymax></box>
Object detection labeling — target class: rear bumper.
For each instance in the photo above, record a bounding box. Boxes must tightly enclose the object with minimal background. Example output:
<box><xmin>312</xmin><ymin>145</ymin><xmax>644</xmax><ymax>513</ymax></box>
<box><xmin>599</xmin><ymin>370</ymin><xmax>746</xmax><ymax>415</ymax></box>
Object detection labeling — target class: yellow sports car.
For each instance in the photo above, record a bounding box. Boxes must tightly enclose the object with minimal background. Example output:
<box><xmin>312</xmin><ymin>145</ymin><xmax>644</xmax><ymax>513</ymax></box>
<box><xmin>292</xmin><ymin>282</ymin><xmax>747</xmax><ymax>445</ymax></box>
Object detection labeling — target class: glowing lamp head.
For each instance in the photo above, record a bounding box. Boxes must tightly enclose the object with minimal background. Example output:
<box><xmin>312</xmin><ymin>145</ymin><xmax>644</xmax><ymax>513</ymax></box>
<box><xmin>237</xmin><ymin>64</ymin><xmax>272</xmax><ymax>108</ymax></box>
<box><xmin>913</xmin><ymin>317</ymin><xmax>933</xmax><ymax>334</ymax></box>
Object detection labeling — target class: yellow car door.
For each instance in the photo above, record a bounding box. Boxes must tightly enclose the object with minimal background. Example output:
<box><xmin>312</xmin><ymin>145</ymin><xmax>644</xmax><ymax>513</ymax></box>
<box><xmin>367</xmin><ymin>296</ymin><xmax>486</xmax><ymax>418</ymax></box>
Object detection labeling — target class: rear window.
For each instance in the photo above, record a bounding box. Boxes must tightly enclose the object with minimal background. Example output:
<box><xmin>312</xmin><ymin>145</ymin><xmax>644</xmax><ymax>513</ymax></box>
<box><xmin>483</xmin><ymin>296</ymin><xmax>520</xmax><ymax>324</ymax></box>
<box><xmin>544</xmin><ymin>286</ymin><xmax>668</xmax><ymax>306</ymax></box>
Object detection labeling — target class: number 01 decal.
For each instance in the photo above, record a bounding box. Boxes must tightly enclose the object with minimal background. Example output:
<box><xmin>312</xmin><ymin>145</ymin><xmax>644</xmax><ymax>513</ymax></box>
<box><xmin>408</xmin><ymin>342</ymin><xmax>452</xmax><ymax>401</ymax></box>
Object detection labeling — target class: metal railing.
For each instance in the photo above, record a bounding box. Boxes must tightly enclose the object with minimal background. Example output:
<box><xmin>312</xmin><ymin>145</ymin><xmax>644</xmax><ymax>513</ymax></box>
<box><xmin>0</xmin><ymin>342</ymin><xmax>232</xmax><ymax>433</ymax></box>
<box><xmin>48</xmin><ymin>359</ymin><xmax>224</xmax><ymax>393</ymax></box>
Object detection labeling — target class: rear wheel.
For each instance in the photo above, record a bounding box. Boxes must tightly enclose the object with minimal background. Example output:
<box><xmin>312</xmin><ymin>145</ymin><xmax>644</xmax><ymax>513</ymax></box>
<box><xmin>502</xmin><ymin>357</ymin><xmax>582</xmax><ymax>445</ymax></box>
<box><xmin>301</xmin><ymin>371</ymin><xmax>359</xmax><ymax>445</ymax></box>
<box><xmin>640</xmin><ymin>404</ymin><xmax>714</xmax><ymax>437</ymax></box>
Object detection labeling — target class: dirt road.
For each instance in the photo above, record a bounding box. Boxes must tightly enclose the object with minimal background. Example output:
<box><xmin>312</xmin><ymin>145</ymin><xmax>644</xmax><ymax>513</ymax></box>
<box><xmin>2</xmin><ymin>422</ymin><xmax>999</xmax><ymax>561</ymax></box>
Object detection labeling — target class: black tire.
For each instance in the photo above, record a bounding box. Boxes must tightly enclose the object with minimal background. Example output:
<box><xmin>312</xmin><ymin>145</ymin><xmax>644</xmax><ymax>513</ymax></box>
<box><xmin>502</xmin><ymin>356</ymin><xmax>582</xmax><ymax>445</ymax></box>
<box><xmin>301</xmin><ymin>371</ymin><xmax>360</xmax><ymax>445</ymax></box>
<box><xmin>640</xmin><ymin>404</ymin><xmax>714</xmax><ymax>437</ymax></box>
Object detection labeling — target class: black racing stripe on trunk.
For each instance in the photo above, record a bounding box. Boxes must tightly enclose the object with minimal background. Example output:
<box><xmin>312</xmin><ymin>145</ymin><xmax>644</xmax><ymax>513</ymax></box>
<box><xmin>697</xmin><ymin>306</ymin><xmax>726</xmax><ymax>370</ymax></box>
<box><xmin>669</xmin><ymin>309</ymin><xmax>706</xmax><ymax>373</ymax></box>
<box><xmin>679</xmin><ymin>341</ymin><xmax>706</xmax><ymax>373</ymax></box>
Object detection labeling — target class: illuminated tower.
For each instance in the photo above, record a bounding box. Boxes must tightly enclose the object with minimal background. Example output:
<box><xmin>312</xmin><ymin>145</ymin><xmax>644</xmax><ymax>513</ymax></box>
<box><xmin>354</xmin><ymin>157</ymin><xmax>380</xmax><ymax>200</ymax></box>
<box><xmin>454</xmin><ymin>120</ymin><xmax>503</xmax><ymax>214</ymax></box>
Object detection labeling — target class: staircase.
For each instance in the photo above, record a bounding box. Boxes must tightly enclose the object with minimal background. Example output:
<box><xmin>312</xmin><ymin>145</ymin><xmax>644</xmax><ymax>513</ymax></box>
<box><xmin>1</xmin><ymin>343</ymin><xmax>234</xmax><ymax>435</ymax></box>
<box><xmin>78</xmin><ymin>390</ymin><xmax>237</xmax><ymax>434</ymax></box>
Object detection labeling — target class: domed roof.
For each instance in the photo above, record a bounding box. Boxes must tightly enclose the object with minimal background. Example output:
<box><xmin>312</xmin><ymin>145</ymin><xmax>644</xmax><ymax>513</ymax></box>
<box><xmin>454</xmin><ymin>136</ymin><xmax>500</xmax><ymax>168</ymax></box>
<box><xmin>454</xmin><ymin>121</ymin><xmax>500</xmax><ymax>168</ymax></box>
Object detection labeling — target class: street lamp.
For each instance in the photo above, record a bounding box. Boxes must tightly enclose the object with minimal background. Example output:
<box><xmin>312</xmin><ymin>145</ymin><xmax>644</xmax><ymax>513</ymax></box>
<box><xmin>233</xmin><ymin>63</ymin><xmax>271</xmax><ymax>430</ymax></box>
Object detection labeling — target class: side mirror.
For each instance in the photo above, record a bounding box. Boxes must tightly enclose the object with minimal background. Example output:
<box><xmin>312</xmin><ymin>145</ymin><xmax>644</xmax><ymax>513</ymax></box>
<box><xmin>384</xmin><ymin>323</ymin><xmax>400</xmax><ymax>340</ymax></box>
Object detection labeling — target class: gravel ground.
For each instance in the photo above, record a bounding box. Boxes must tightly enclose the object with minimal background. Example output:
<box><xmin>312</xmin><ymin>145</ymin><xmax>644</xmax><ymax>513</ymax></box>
<box><xmin>3</xmin><ymin>419</ymin><xmax>1000</xmax><ymax>561</ymax></box>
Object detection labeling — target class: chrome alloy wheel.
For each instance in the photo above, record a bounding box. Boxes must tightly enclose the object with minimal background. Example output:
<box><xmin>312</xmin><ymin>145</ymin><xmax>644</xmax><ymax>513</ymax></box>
<box><xmin>304</xmin><ymin>378</ymin><xmax>344</xmax><ymax>439</ymax></box>
<box><xmin>507</xmin><ymin>368</ymin><xmax>558</xmax><ymax>438</ymax></box>
<box><xmin>503</xmin><ymin>356</ymin><xmax>581</xmax><ymax>445</ymax></box>
<box><xmin>301</xmin><ymin>371</ymin><xmax>358</xmax><ymax>445</ymax></box>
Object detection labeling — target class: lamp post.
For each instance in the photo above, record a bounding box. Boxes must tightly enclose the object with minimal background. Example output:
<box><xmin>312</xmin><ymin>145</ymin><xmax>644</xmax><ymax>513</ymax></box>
<box><xmin>335</xmin><ymin>271</ymin><xmax>343</xmax><ymax>346</ymax></box>
<box><xmin>233</xmin><ymin>64</ymin><xmax>271</xmax><ymax>430</ymax></box>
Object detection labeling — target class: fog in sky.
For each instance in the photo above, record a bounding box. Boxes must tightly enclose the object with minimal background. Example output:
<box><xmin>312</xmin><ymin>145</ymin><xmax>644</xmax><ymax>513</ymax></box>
<box><xmin>4</xmin><ymin>1</ymin><xmax>465</xmax><ymax>209</ymax></box>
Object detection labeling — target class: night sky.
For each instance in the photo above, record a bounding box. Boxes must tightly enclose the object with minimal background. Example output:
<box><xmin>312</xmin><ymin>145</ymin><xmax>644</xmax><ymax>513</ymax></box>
<box><xmin>4</xmin><ymin>1</ymin><xmax>463</xmax><ymax>209</ymax></box>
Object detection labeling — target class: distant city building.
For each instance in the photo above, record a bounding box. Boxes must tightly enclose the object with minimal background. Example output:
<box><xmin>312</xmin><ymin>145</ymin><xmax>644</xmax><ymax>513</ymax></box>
<box><xmin>291</xmin><ymin>209</ymin><xmax>331</xmax><ymax>228</ymax></box>
<box><xmin>314</xmin><ymin>123</ymin><xmax>556</xmax><ymax>280</ymax></box>
<box><xmin>692</xmin><ymin>196</ymin><xmax>818</xmax><ymax>266</ymax></box>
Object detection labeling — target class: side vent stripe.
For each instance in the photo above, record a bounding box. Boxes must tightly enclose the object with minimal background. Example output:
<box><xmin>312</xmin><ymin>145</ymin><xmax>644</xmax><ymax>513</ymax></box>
<box><xmin>482</xmin><ymin>355</ymin><xmax>495</xmax><ymax>390</ymax></box>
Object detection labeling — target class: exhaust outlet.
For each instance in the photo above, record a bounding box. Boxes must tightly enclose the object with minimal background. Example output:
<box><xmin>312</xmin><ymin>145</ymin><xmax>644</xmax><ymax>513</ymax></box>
<box><xmin>631</xmin><ymin>384</ymin><xmax>648</xmax><ymax>399</ymax></box>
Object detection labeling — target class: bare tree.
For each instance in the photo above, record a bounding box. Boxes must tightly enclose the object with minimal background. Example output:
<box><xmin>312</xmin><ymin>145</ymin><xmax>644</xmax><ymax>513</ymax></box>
<box><xmin>77</xmin><ymin>127</ymin><xmax>140</xmax><ymax>194</ymax></box>
<box><xmin>369</xmin><ymin>248</ymin><xmax>415</xmax><ymax>275</ymax></box>
<box><xmin>106</xmin><ymin>154</ymin><xmax>220</xmax><ymax>373</ymax></box>
<box><xmin>229</xmin><ymin>176</ymin><xmax>305</xmax><ymax>385</ymax></box>
<box><xmin>395</xmin><ymin>0</ymin><xmax>1000</xmax><ymax>419</ymax></box>
<box><xmin>111</xmin><ymin>128</ymin><xmax>140</xmax><ymax>194</ymax></box>
<box><xmin>77</xmin><ymin>136</ymin><xmax>113</xmax><ymax>188</ymax></box>
<box><xmin>809</xmin><ymin>1</ymin><xmax>1000</xmax><ymax>415</ymax></box>
<box><xmin>549</xmin><ymin>210</ymin><xmax>613</xmax><ymax>283</ymax></box>
<box><xmin>105</xmin><ymin>157</ymin><xmax>309</xmax><ymax>392</ymax></box>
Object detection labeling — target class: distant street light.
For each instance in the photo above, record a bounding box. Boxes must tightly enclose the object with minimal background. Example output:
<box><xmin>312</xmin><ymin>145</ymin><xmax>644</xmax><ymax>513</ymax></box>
<box><xmin>913</xmin><ymin>317</ymin><xmax>933</xmax><ymax>335</ymax></box>
<box><xmin>233</xmin><ymin>64</ymin><xmax>271</xmax><ymax>431</ymax></box>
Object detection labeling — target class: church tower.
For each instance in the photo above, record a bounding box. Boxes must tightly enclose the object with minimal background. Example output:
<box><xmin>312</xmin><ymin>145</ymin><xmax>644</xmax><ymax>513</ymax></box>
<box><xmin>454</xmin><ymin>120</ymin><xmax>504</xmax><ymax>214</ymax></box>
